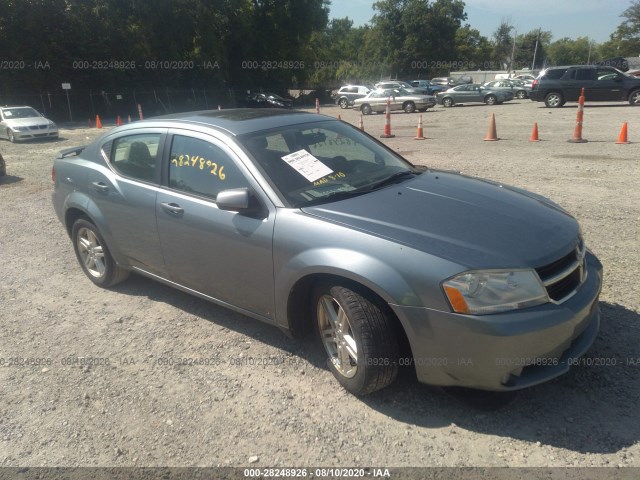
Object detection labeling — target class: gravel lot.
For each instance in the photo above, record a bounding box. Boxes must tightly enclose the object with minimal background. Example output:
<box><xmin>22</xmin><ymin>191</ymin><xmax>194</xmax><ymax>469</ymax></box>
<box><xmin>0</xmin><ymin>99</ymin><xmax>639</xmax><ymax>471</ymax></box>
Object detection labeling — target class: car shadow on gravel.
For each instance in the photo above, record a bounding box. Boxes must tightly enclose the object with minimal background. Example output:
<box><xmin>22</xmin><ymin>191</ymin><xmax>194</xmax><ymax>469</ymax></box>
<box><xmin>110</xmin><ymin>276</ymin><xmax>639</xmax><ymax>454</ymax></box>
<box><xmin>0</xmin><ymin>174</ymin><xmax>24</xmax><ymax>185</ymax></box>
<box><xmin>110</xmin><ymin>273</ymin><xmax>324</xmax><ymax>360</ymax></box>
<box><xmin>361</xmin><ymin>301</ymin><xmax>640</xmax><ymax>454</ymax></box>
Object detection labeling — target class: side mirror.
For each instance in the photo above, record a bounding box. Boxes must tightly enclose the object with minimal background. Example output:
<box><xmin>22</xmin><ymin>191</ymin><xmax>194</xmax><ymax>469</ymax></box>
<box><xmin>216</xmin><ymin>188</ymin><xmax>264</xmax><ymax>216</ymax></box>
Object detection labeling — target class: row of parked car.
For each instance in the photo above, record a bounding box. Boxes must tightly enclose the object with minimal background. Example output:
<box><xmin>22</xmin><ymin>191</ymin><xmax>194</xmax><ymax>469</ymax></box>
<box><xmin>335</xmin><ymin>76</ymin><xmax>537</xmax><ymax>114</ymax></box>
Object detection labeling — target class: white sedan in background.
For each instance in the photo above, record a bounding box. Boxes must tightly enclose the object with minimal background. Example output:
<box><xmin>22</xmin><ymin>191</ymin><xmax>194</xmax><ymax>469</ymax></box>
<box><xmin>0</xmin><ymin>106</ymin><xmax>58</xmax><ymax>143</ymax></box>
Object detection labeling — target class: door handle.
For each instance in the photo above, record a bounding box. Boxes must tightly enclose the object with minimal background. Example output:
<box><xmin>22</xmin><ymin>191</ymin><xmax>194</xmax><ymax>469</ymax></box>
<box><xmin>91</xmin><ymin>181</ymin><xmax>109</xmax><ymax>193</ymax></box>
<box><xmin>160</xmin><ymin>202</ymin><xmax>184</xmax><ymax>215</ymax></box>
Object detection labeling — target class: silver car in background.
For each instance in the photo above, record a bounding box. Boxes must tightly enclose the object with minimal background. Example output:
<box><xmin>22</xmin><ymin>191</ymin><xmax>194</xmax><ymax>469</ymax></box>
<box><xmin>353</xmin><ymin>88</ymin><xmax>437</xmax><ymax>114</ymax></box>
<box><xmin>436</xmin><ymin>84</ymin><xmax>514</xmax><ymax>107</ymax></box>
<box><xmin>483</xmin><ymin>80</ymin><xmax>532</xmax><ymax>99</ymax></box>
<box><xmin>52</xmin><ymin>109</ymin><xmax>602</xmax><ymax>397</ymax></box>
<box><xmin>0</xmin><ymin>106</ymin><xmax>58</xmax><ymax>142</ymax></box>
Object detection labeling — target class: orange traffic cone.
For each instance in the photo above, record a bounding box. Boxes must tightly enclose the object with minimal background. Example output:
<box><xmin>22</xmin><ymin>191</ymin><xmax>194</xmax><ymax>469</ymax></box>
<box><xmin>315</xmin><ymin>98</ymin><xmax>320</xmax><ymax>114</ymax></box>
<box><xmin>616</xmin><ymin>122</ymin><xmax>630</xmax><ymax>144</ymax></box>
<box><xmin>337</xmin><ymin>114</ymin><xmax>341</xmax><ymax>121</ymax></box>
<box><xmin>568</xmin><ymin>88</ymin><xmax>587</xmax><ymax>143</ymax></box>
<box><xmin>529</xmin><ymin>122</ymin><xmax>540</xmax><ymax>142</ymax></box>
<box><xmin>358</xmin><ymin>115</ymin><xmax>364</xmax><ymax>131</ymax></box>
<box><xmin>380</xmin><ymin>97</ymin><xmax>395</xmax><ymax>138</ymax></box>
<box><xmin>116</xmin><ymin>115</ymin><xmax>122</xmax><ymax>126</ymax></box>
<box><xmin>414</xmin><ymin>115</ymin><xmax>426</xmax><ymax>140</ymax></box>
<box><xmin>95</xmin><ymin>115</ymin><xmax>102</xmax><ymax>129</ymax></box>
<box><xmin>483</xmin><ymin>113</ymin><xmax>498</xmax><ymax>141</ymax></box>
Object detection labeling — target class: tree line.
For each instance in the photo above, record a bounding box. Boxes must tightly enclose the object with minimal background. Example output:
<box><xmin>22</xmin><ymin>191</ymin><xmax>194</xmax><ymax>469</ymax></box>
<box><xmin>1</xmin><ymin>0</ymin><xmax>638</xmax><ymax>97</ymax></box>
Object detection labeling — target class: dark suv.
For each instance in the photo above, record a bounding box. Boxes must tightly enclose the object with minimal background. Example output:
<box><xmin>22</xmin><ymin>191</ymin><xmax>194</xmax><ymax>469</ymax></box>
<box><xmin>530</xmin><ymin>65</ymin><xmax>640</xmax><ymax>107</ymax></box>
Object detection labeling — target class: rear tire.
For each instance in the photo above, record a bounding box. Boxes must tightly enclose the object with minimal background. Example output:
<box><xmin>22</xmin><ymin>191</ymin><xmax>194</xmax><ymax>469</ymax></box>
<box><xmin>516</xmin><ymin>90</ymin><xmax>527</xmax><ymax>99</ymax></box>
<box><xmin>403</xmin><ymin>101</ymin><xmax>416</xmax><ymax>113</ymax></box>
<box><xmin>361</xmin><ymin>104</ymin><xmax>372</xmax><ymax>115</ymax></box>
<box><xmin>544</xmin><ymin>92</ymin><xmax>564</xmax><ymax>108</ymax></box>
<box><xmin>442</xmin><ymin>97</ymin><xmax>453</xmax><ymax>107</ymax></box>
<box><xmin>313</xmin><ymin>282</ymin><xmax>399</xmax><ymax>395</ymax></box>
<box><xmin>485</xmin><ymin>95</ymin><xmax>497</xmax><ymax>105</ymax></box>
<box><xmin>338</xmin><ymin>98</ymin><xmax>349</xmax><ymax>109</ymax></box>
<box><xmin>72</xmin><ymin>218</ymin><xmax>129</xmax><ymax>288</ymax></box>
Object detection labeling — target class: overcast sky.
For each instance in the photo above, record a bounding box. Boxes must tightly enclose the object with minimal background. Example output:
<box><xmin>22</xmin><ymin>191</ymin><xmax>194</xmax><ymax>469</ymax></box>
<box><xmin>329</xmin><ymin>0</ymin><xmax>633</xmax><ymax>45</ymax></box>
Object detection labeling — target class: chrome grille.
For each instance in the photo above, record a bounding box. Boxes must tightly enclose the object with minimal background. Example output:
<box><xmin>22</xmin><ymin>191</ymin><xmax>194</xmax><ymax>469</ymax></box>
<box><xmin>536</xmin><ymin>238</ymin><xmax>586</xmax><ymax>303</ymax></box>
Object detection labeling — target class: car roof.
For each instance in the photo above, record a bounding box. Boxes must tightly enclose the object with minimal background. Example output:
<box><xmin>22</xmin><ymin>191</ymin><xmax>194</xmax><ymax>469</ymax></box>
<box><xmin>134</xmin><ymin>108</ymin><xmax>334</xmax><ymax>136</ymax></box>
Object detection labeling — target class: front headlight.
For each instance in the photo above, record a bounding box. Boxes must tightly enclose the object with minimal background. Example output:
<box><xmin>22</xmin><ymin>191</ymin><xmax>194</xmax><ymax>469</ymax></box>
<box><xmin>442</xmin><ymin>270</ymin><xmax>548</xmax><ymax>315</ymax></box>
<box><xmin>14</xmin><ymin>126</ymin><xmax>29</xmax><ymax>131</ymax></box>
<box><xmin>48</xmin><ymin>121</ymin><xmax>56</xmax><ymax>128</ymax></box>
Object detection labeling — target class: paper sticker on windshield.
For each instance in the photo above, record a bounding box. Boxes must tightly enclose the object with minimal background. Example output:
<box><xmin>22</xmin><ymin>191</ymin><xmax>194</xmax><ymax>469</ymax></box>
<box><xmin>281</xmin><ymin>149</ymin><xmax>333</xmax><ymax>182</ymax></box>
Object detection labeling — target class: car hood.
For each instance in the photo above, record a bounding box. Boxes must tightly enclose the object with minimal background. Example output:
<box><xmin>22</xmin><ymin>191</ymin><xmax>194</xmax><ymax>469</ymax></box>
<box><xmin>4</xmin><ymin>118</ymin><xmax>50</xmax><ymax>128</ymax></box>
<box><xmin>301</xmin><ymin>170</ymin><xmax>580</xmax><ymax>269</ymax></box>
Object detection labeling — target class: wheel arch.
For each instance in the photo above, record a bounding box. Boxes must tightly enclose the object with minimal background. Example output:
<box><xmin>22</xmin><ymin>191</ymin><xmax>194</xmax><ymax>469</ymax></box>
<box><xmin>279</xmin><ymin>254</ymin><xmax>416</xmax><ymax>340</ymax></box>
<box><xmin>61</xmin><ymin>193</ymin><xmax>124</xmax><ymax>265</ymax></box>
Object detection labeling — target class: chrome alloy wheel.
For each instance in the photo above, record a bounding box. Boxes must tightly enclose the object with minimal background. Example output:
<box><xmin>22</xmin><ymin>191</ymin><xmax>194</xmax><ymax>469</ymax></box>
<box><xmin>317</xmin><ymin>294</ymin><xmax>358</xmax><ymax>378</ymax></box>
<box><xmin>77</xmin><ymin>227</ymin><xmax>106</xmax><ymax>278</ymax></box>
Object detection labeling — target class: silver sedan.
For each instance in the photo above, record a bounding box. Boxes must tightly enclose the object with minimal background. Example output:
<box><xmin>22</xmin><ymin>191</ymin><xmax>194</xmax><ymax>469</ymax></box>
<box><xmin>353</xmin><ymin>88</ymin><xmax>436</xmax><ymax>114</ymax></box>
<box><xmin>52</xmin><ymin>109</ymin><xmax>602</xmax><ymax>397</ymax></box>
<box><xmin>483</xmin><ymin>80</ymin><xmax>532</xmax><ymax>99</ymax></box>
<box><xmin>0</xmin><ymin>106</ymin><xmax>58</xmax><ymax>142</ymax></box>
<box><xmin>436</xmin><ymin>84</ymin><xmax>514</xmax><ymax>107</ymax></box>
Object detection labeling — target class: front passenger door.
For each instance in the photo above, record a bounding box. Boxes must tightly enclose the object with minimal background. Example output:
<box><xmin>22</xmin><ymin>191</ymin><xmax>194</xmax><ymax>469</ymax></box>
<box><xmin>155</xmin><ymin>131</ymin><xmax>276</xmax><ymax>321</ymax></box>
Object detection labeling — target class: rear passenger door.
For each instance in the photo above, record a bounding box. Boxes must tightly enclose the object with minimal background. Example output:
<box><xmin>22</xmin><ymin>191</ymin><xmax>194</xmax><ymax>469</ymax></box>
<box><xmin>563</xmin><ymin>68</ymin><xmax>595</xmax><ymax>101</ymax></box>
<box><xmin>88</xmin><ymin>129</ymin><xmax>168</xmax><ymax>276</ymax></box>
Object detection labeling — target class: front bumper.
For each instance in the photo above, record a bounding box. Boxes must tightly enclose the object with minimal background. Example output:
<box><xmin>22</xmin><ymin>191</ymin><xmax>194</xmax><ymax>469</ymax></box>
<box><xmin>12</xmin><ymin>127</ymin><xmax>58</xmax><ymax>141</ymax></box>
<box><xmin>391</xmin><ymin>252</ymin><xmax>603</xmax><ymax>391</ymax></box>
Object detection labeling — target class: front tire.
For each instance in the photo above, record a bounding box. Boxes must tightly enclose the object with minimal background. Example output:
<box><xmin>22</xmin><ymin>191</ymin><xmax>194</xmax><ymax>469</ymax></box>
<box><xmin>442</xmin><ymin>97</ymin><xmax>453</xmax><ymax>107</ymax></box>
<box><xmin>7</xmin><ymin>129</ymin><xmax>16</xmax><ymax>143</ymax></box>
<box><xmin>72</xmin><ymin>218</ymin><xmax>129</xmax><ymax>287</ymax></box>
<box><xmin>361</xmin><ymin>104</ymin><xmax>372</xmax><ymax>115</ymax></box>
<box><xmin>516</xmin><ymin>90</ymin><xmax>527</xmax><ymax>99</ymax></box>
<box><xmin>485</xmin><ymin>94</ymin><xmax>497</xmax><ymax>105</ymax></box>
<box><xmin>313</xmin><ymin>282</ymin><xmax>399</xmax><ymax>396</ymax></box>
<box><xmin>628</xmin><ymin>90</ymin><xmax>640</xmax><ymax>105</ymax></box>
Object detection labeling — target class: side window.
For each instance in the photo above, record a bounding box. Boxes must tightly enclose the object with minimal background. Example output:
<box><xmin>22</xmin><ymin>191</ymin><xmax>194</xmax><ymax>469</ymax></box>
<box><xmin>575</xmin><ymin>69</ymin><xmax>595</xmax><ymax>81</ymax></box>
<box><xmin>110</xmin><ymin>134</ymin><xmax>161</xmax><ymax>182</ymax></box>
<box><xmin>596</xmin><ymin>68</ymin><xmax>618</xmax><ymax>81</ymax></box>
<box><xmin>168</xmin><ymin>135</ymin><xmax>249</xmax><ymax>200</ymax></box>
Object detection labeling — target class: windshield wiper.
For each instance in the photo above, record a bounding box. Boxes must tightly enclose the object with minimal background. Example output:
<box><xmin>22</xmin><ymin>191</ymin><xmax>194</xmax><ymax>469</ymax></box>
<box><xmin>366</xmin><ymin>170</ymin><xmax>417</xmax><ymax>191</ymax></box>
<box><xmin>303</xmin><ymin>189</ymin><xmax>369</xmax><ymax>206</ymax></box>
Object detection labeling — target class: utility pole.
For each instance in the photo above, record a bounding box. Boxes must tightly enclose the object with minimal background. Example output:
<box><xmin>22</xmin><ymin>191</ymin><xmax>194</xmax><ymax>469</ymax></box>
<box><xmin>510</xmin><ymin>29</ymin><xmax>517</xmax><ymax>73</ymax></box>
<box><xmin>532</xmin><ymin>28</ymin><xmax>541</xmax><ymax>71</ymax></box>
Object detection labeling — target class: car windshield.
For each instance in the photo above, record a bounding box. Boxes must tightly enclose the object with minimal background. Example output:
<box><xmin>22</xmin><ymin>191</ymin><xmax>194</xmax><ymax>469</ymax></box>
<box><xmin>2</xmin><ymin>107</ymin><xmax>40</xmax><ymax>119</ymax></box>
<box><xmin>239</xmin><ymin>120</ymin><xmax>417</xmax><ymax>207</ymax></box>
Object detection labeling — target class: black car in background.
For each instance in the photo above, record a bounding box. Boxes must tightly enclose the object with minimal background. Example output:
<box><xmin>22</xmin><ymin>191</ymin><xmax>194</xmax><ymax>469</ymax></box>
<box><xmin>530</xmin><ymin>65</ymin><xmax>640</xmax><ymax>107</ymax></box>
<box><xmin>245</xmin><ymin>92</ymin><xmax>293</xmax><ymax>108</ymax></box>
